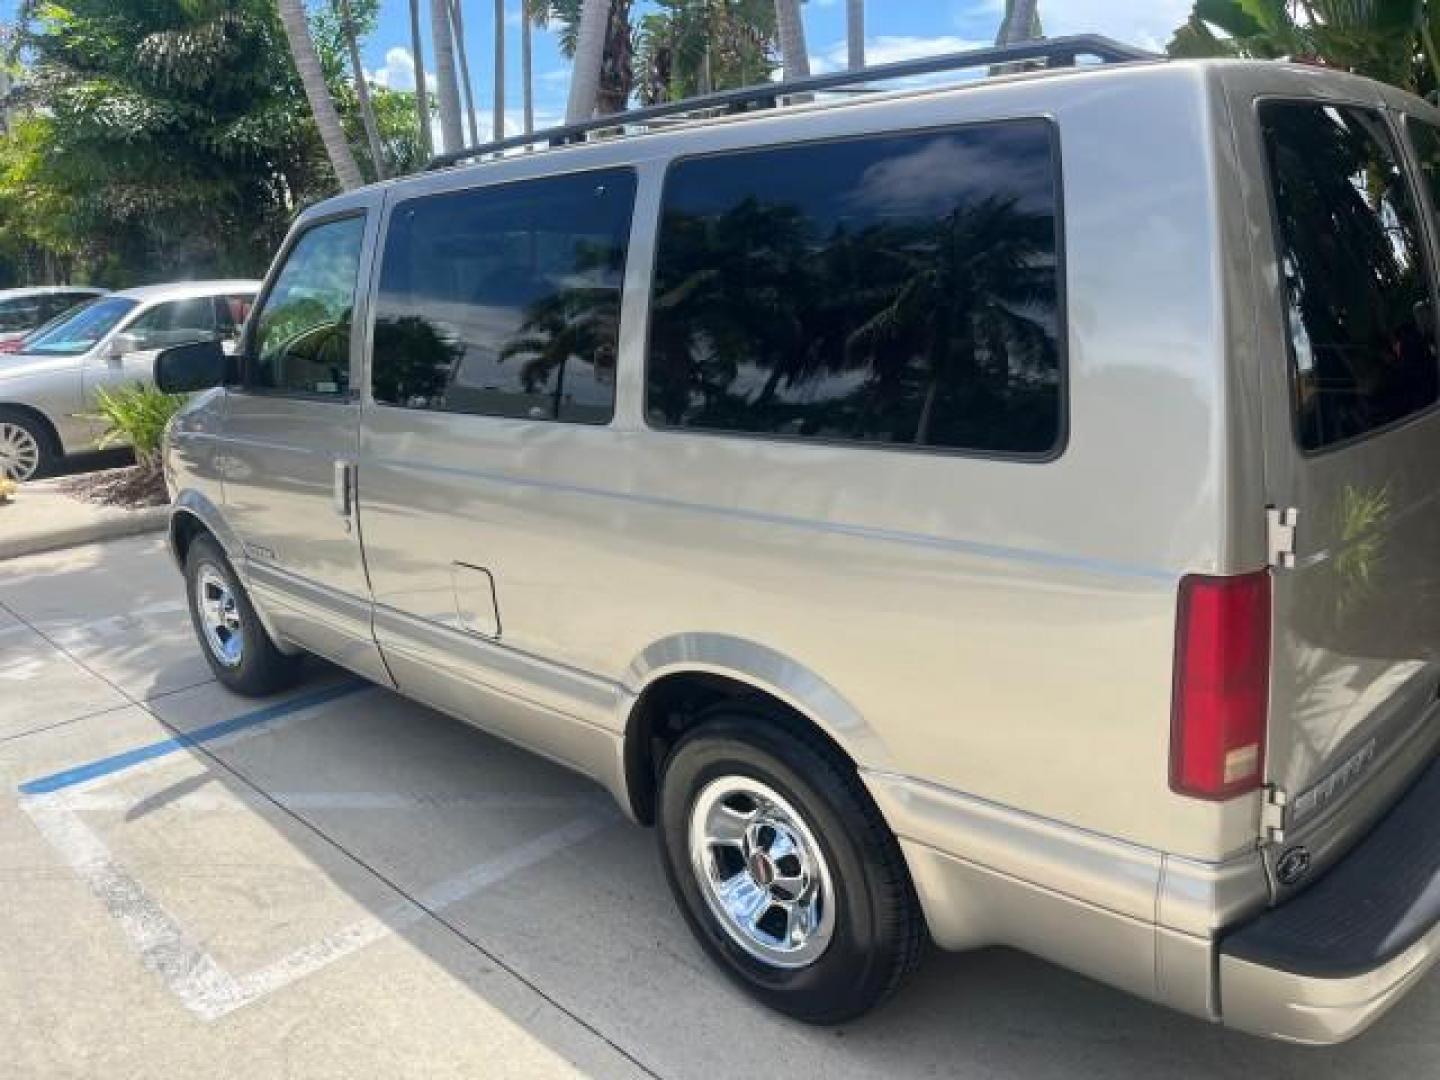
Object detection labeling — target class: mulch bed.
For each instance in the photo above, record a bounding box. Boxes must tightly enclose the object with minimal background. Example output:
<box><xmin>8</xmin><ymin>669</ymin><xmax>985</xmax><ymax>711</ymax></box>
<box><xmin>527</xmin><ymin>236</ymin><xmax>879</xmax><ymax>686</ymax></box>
<box><xmin>55</xmin><ymin>464</ymin><xmax>167</xmax><ymax>509</ymax></box>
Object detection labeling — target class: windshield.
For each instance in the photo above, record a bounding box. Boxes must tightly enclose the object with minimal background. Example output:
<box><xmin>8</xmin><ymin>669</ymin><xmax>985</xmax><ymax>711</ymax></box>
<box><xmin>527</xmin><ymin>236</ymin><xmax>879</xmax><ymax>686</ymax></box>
<box><xmin>20</xmin><ymin>296</ymin><xmax>138</xmax><ymax>356</ymax></box>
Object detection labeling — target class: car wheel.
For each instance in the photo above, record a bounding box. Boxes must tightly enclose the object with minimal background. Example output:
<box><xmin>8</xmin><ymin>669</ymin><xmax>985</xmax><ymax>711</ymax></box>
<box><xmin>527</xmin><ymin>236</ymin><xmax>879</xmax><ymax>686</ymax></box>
<box><xmin>0</xmin><ymin>407</ymin><xmax>57</xmax><ymax>482</ymax></box>
<box><xmin>185</xmin><ymin>535</ymin><xmax>302</xmax><ymax>695</ymax></box>
<box><xmin>657</xmin><ymin>707</ymin><xmax>925</xmax><ymax>1023</ymax></box>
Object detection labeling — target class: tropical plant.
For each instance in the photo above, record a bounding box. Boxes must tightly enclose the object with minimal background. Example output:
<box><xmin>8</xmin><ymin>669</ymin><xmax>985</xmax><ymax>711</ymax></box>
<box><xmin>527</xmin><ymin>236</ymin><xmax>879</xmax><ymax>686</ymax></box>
<box><xmin>773</xmin><ymin>0</ymin><xmax>809</xmax><ymax>78</ymax></box>
<box><xmin>846</xmin><ymin>0</ymin><xmax>864</xmax><ymax>70</ymax></box>
<box><xmin>279</xmin><ymin>0</ymin><xmax>363</xmax><ymax>189</ymax></box>
<box><xmin>494</xmin><ymin>0</ymin><xmax>507</xmax><ymax>138</ymax></box>
<box><xmin>87</xmin><ymin>384</ymin><xmax>187</xmax><ymax>469</ymax></box>
<box><xmin>521</xmin><ymin>0</ymin><xmax>536</xmax><ymax>132</ymax></box>
<box><xmin>450</xmin><ymin>0</ymin><xmax>482</xmax><ymax>145</ymax></box>
<box><xmin>340</xmin><ymin>0</ymin><xmax>388</xmax><ymax>180</ymax></box>
<box><xmin>409</xmin><ymin>0</ymin><xmax>434</xmax><ymax>157</ymax></box>
<box><xmin>431</xmin><ymin>0</ymin><xmax>464</xmax><ymax>150</ymax></box>
<box><xmin>1168</xmin><ymin>0</ymin><xmax>1438</xmax><ymax>96</ymax></box>
<box><xmin>635</xmin><ymin>0</ymin><xmax>777</xmax><ymax>104</ymax></box>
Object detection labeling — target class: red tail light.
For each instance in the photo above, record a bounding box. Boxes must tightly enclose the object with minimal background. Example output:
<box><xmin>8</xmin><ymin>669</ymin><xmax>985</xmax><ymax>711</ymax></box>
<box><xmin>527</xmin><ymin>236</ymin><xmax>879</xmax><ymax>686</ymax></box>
<box><xmin>1170</xmin><ymin>571</ymin><xmax>1271</xmax><ymax>799</ymax></box>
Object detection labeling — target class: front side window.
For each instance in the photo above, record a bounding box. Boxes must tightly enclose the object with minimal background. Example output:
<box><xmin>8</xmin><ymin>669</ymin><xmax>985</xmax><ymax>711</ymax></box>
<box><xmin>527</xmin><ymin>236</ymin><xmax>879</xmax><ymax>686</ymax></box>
<box><xmin>21</xmin><ymin>297</ymin><xmax>138</xmax><ymax>356</ymax></box>
<box><xmin>371</xmin><ymin>169</ymin><xmax>635</xmax><ymax>423</ymax></box>
<box><xmin>249</xmin><ymin>215</ymin><xmax>366</xmax><ymax>397</ymax></box>
<box><xmin>646</xmin><ymin>122</ymin><xmax>1064</xmax><ymax>455</ymax></box>
<box><xmin>125</xmin><ymin>297</ymin><xmax>218</xmax><ymax>350</ymax></box>
<box><xmin>1261</xmin><ymin>102</ymin><xmax>1440</xmax><ymax>451</ymax></box>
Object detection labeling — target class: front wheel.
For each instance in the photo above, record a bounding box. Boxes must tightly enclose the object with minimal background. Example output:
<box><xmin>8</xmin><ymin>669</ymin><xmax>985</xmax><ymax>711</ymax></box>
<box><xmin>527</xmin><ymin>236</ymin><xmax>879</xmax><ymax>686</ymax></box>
<box><xmin>656</xmin><ymin>709</ymin><xmax>925</xmax><ymax>1023</ymax></box>
<box><xmin>0</xmin><ymin>407</ymin><xmax>58</xmax><ymax>482</ymax></box>
<box><xmin>184</xmin><ymin>535</ymin><xmax>301</xmax><ymax>695</ymax></box>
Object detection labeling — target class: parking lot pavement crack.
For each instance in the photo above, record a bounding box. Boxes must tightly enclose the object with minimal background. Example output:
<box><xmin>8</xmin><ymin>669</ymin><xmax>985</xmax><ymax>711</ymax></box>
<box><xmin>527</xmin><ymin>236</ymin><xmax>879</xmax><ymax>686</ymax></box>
<box><xmin>2</xmin><ymin>595</ymin><xmax>666</xmax><ymax>1079</ymax></box>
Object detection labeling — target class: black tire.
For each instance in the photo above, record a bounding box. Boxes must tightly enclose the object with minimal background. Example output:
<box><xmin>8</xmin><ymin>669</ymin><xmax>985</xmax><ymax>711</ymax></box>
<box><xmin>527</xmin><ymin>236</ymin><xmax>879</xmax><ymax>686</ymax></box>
<box><xmin>184</xmin><ymin>535</ymin><xmax>302</xmax><ymax>695</ymax></box>
<box><xmin>0</xmin><ymin>405</ymin><xmax>60</xmax><ymax>482</ymax></box>
<box><xmin>657</xmin><ymin>706</ymin><xmax>925</xmax><ymax>1024</ymax></box>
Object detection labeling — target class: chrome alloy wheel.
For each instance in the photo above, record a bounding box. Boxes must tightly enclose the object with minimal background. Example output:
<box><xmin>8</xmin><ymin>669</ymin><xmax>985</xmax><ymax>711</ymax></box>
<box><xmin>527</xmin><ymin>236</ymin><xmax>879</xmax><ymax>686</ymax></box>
<box><xmin>688</xmin><ymin>775</ymin><xmax>836</xmax><ymax>969</ymax></box>
<box><xmin>0</xmin><ymin>421</ymin><xmax>40</xmax><ymax>481</ymax></box>
<box><xmin>195</xmin><ymin>564</ymin><xmax>244</xmax><ymax>667</ymax></box>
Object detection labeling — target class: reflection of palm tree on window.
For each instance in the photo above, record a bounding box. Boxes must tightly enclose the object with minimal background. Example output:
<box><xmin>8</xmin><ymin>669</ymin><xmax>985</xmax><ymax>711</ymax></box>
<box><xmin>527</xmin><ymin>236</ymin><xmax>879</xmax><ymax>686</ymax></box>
<box><xmin>846</xmin><ymin>196</ymin><xmax>1055</xmax><ymax>445</ymax></box>
<box><xmin>372</xmin><ymin>315</ymin><xmax>464</xmax><ymax>406</ymax></box>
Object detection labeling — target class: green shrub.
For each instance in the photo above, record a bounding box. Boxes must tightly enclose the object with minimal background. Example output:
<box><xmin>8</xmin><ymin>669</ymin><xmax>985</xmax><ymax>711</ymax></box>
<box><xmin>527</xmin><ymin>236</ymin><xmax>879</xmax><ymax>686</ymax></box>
<box><xmin>88</xmin><ymin>384</ymin><xmax>187</xmax><ymax>469</ymax></box>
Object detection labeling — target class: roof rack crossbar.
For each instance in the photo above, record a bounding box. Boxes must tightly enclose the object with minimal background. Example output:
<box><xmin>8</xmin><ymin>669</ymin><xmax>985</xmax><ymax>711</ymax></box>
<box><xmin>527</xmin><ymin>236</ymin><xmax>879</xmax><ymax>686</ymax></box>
<box><xmin>425</xmin><ymin>33</ymin><xmax>1155</xmax><ymax>171</ymax></box>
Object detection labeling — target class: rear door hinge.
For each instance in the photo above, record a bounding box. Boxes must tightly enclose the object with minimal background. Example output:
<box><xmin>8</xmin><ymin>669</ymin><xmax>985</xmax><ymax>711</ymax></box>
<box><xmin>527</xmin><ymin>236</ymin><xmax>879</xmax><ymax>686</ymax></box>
<box><xmin>1261</xmin><ymin>784</ymin><xmax>1288</xmax><ymax>844</ymax></box>
<box><xmin>1266</xmin><ymin>506</ymin><xmax>1299</xmax><ymax>569</ymax></box>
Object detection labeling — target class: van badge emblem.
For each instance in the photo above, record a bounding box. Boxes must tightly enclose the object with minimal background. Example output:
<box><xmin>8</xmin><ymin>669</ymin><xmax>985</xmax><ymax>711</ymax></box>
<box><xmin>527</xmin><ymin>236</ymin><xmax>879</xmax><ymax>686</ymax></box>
<box><xmin>1276</xmin><ymin>846</ymin><xmax>1311</xmax><ymax>886</ymax></box>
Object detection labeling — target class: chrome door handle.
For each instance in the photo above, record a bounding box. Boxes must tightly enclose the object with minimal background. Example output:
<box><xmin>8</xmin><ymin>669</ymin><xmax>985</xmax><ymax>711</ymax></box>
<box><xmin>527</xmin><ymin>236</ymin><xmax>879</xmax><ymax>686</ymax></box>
<box><xmin>333</xmin><ymin>460</ymin><xmax>353</xmax><ymax>517</ymax></box>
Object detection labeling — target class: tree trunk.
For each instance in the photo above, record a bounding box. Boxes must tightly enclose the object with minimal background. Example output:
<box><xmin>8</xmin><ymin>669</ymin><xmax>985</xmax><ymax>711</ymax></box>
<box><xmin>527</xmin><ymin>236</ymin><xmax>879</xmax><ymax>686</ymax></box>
<box><xmin>430</xmin><ymin>0</ymin><xmax>464</xmax><ymax>153</ymax></box>
<box><xmin>449</xmin><ymin>0</ymin><xmax>482</xmax><ymax>146</ymax></box>
<box><xmin>521</xmin><ymin>0</ymin><xmax>534</xmax><ymax>134</ymax></box>
<box><xmin>998</xmin><ymin>0</ymin><xmax>1039</xmax><ymax>44</ymax></box>
<box><xmin>340</xmin><ymin>0</ymin><xmax>388</xmax><ymax>180</ymax></box>
<box><xmin>277</xmin><ymin>0</ymin><xmax>363</xmax><ymax>190</ymax></box>
<box><xmin>493</xmin><ymin>0</ymin><xmax>506</xmax><ymax>139</ymax></box>
<box><xmin>409</xmin><ymin>0</ymin><xmax>433</xmax><ymax>158</ymax></box>
<box><xmin>565</xmin><ymin>0</ymin><xmax>610</xmax><ymax>123</ymax></box>
<box><xmin>846</xmin><ymin>0</ymin><xmax>864</xmax><ymax>71</ymax></box>
<box><xmin>774</xmin><ymin>0</ymin><xmax>810</xmax><ymax>80</ymax></box>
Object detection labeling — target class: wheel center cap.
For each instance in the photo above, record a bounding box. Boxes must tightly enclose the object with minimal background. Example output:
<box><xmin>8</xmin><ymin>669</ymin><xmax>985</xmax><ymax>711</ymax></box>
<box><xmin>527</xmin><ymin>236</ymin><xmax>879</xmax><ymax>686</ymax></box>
<box><xmin>747</xmin><ymin>851</ymin><xmax>775</xmax><ymax>887</ymax></box>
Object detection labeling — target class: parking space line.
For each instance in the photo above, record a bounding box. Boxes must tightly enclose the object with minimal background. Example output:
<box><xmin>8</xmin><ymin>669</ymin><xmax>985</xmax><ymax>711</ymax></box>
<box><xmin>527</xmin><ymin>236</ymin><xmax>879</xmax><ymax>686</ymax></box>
<box><xmin>17</xmin><ymin>680</ymin><xmax>369</xmax><ymax>795</ymax></box>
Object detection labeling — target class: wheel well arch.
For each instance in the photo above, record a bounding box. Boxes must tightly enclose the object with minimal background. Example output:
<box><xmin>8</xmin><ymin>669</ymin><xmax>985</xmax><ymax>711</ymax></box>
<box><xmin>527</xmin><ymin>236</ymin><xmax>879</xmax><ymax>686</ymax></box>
<box><xmin>168</xmin><ymin>508</ymin><xmax>211</xmax><ymax>568</ymax></box>
<box><xmin>622</xmin><ymin>669</ymin><xmax>864</xmax><ymax>826</ymax></box>
<box><xmin>0</xmin><ymin>402</ymin><xmax>62</xmax><ymax>455</ymax></box>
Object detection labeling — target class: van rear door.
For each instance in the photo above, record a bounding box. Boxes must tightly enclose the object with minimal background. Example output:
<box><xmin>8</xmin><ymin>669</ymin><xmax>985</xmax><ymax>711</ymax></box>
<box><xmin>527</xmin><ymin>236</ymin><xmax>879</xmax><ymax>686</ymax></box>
<box><xmin>1250</xmin><ymin>94</ymin><xmax>1440</xmax><ymax>885</ymax></box>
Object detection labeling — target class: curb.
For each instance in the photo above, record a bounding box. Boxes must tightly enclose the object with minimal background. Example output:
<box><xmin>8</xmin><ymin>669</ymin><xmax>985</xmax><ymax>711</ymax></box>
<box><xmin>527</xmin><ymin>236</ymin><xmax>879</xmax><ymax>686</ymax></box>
<box><xmin>0</xmin><ymin>505</ymin><xmax>168</xmax><ymax>562</ymax></box>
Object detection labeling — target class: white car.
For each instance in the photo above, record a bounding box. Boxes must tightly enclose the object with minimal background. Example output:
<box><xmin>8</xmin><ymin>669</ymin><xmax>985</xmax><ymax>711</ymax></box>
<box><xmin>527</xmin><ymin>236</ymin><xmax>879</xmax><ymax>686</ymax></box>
<box><xmin>0</xmin><ymin>286</ymin><xmax>107</xmax><ymax>350</ymax></box>
<box><xmin>0</xmin><ymin>280</ymin><xmax>258</xmax><ymax>480</ymax></box>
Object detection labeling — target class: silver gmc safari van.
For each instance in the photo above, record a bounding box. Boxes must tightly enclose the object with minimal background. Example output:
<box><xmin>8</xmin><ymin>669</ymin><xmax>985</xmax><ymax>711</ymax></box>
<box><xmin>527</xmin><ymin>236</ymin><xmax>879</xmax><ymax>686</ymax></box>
<box><xmin>156</xmin><ymin>36</ymin><xmax>1440</xmax><ymax>1043</ymax></box>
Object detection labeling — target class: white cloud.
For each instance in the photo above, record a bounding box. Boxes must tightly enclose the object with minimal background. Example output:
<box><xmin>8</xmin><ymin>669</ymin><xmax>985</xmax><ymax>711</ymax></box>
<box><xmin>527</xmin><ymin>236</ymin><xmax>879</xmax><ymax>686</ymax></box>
<box><xmin>370</xmin><ymin>45</ymin><xmax>418</xmax><ymax>92</ymax></box>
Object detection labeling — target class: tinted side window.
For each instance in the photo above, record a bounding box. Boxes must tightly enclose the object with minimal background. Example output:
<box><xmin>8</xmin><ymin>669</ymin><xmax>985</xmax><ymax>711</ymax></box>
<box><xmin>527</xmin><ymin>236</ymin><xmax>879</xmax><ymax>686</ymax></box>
<box><xmin>372</xmin><ymin>169</ymin><xmax>635</xmax><ymax>423</ymax></box>
<box><xmin>646</xmin><ymin>122</ymin><xmax>1063</xmax><ymax>455</ymax></box>
<box><xmin>127</xmin><ymin>297</ymin><xmax>218</xmax><ymax>349</ymax></box>
<box><xmin>250</xmin><ymin>215</ymin><xmax>366</xmax><ymax>397</ymax></box>
<box><xmin>1261</xmin><ymin>103</ymin><xmax>1440</xmax><ymax>451</ymax></box>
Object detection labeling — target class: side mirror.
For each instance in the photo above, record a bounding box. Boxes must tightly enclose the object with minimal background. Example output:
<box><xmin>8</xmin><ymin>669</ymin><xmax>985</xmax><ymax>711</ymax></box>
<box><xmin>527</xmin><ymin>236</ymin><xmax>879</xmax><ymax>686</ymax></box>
<box><xmin>154</xmin><ymin>340</ymin><xmax>231</xmax><ymax>393</ymax></box>
<box><xmin>108</xmin><ymin>332</ymin><xmax>139</xmax><ymax>361</ymax></box>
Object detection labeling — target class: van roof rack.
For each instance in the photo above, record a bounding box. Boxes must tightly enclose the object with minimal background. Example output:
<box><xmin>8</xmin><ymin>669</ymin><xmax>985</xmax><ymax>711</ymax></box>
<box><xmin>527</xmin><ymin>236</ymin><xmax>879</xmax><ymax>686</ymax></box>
<box><xmin>425</xmin><ymin>33</ymin><xmax>1156</xmax><ymax>171</ymax></box>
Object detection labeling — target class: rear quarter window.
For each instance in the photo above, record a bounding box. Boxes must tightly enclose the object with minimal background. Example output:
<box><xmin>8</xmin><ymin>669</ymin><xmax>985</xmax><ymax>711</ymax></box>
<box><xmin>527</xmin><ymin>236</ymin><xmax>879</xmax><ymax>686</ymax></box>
<box><xmin>645</xmin><ymin>120</ymin><xmax>1065</xmax><ymax>457</ymax></box>
<box><xmin>1260</xmin><ymin>101</ymin><xmax>1440</xmax><ymax>452</ymax></box>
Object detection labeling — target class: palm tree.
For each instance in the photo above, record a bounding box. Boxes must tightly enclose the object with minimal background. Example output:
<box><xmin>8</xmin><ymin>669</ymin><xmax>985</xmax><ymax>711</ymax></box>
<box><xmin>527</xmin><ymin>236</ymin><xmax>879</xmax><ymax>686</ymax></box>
<box><xmin>339</xmin><ymin>0</ymin><xmax>388</xmax><ymax>180</ymax></box>
<box><xmin>846</xmin><ymin>0</ymin><xmax>863</xmax><ymax>70</ymax></box>
<box><xmin>774</xmin><ymin>0</ymin><xmax>809</xmax><ymax>79</ymax></box>
<box><xmin>996</xmin><ymin>0</ymin><xmax>1039</xmax><ymax>44</ymax></box>
<box><xmin>277</xmin><ymin>0</ymin><xmax>363</xmax><ymax>190</ymax></box>
<box><xmin>430</xmin><ymin>0</ymin><xmax>464</xmax><ymax>152</ymax></box>
<box><xmin>635</xmin><ymin>0</ymin><xmax>776</xmax><ymax>104</ymax></box>
<box><xmin>565</xmin><ymin>0</ymin><xmax>611</xmax><ymax>122</ymax></box>
<box><xmin>450</xmin><ymin>0</ymin><xmax>482</xmax><ymax>145</ymax></box>
<box><xmin>494</xmin><ymin>0</ymin><xmax>507</xmax><ymax>139</ymax></box>
<box><xmin>409</xmin><ymin>0</ymin><xmax>434</xmax><ymax>157</ymax></box>
<box><xmin>521</xmin><ymin>0</ymin><xmax>535</xmax><ymax>133</ymax></box>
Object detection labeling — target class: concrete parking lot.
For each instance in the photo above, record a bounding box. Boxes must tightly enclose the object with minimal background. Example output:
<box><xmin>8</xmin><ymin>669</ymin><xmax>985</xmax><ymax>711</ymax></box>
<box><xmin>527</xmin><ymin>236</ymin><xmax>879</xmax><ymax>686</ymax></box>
<box><xmin>3</xmin><ymin>535</ymin><xmax>1439</xmax><ymax>1079</ymax></box>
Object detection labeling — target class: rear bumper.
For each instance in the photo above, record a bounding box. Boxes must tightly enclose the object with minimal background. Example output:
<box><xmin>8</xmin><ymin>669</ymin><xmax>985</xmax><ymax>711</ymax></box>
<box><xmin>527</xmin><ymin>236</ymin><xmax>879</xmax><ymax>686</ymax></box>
<box><xmin>1218</xmin><ymin>756</ymin><xmax>1440</xmax><ymax>1044</ymax></box>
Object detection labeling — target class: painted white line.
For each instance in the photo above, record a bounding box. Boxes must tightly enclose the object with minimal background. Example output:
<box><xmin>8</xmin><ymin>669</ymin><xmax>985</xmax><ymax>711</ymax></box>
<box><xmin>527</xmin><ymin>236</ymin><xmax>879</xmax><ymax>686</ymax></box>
<box><xmin>20</xmin><ymin>793</ymin><xmax>247</xmax><ymax>1017</ymax></box>
<box><xmin>227</xmin><ymin>812</ymin><xmax>616</xmax><ymax>1018</ymax></box>
<box><xmin>22</xmin><ymin>780</ymin><xmax>617</xmax><ymax>1021</ymax></box>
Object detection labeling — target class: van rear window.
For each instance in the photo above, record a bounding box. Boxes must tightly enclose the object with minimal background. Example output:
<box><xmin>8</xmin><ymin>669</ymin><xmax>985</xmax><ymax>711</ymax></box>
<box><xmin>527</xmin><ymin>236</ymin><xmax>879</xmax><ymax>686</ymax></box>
<box><xmin>1260</xmin><ymin>102</ymin><xmax>1440</xmax><ymax>452</ymax></box>
<box><xmin>645</xmin><ymin>121</ymin><xmax>1064</xmax><ymax>457</ymax></box>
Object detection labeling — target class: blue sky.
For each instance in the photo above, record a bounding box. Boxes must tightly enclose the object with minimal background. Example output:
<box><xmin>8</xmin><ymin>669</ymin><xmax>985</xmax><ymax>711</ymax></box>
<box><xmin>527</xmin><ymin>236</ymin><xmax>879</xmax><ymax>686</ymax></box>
<box><xmin>2</xmin><ymin>1</ymin><xmax>1192</xmax><ymax>136</ymax></box>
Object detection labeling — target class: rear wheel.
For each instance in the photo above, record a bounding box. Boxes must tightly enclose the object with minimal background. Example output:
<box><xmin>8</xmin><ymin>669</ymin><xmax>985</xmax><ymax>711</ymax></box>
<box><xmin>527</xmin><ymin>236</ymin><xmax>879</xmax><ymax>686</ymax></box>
<box><xmin>184</xmin><ymin>535</ymin><xmax>301</xmax><ymax>695</ymax></box>
<box><xmin>656</xmin><ymin>708</ymin><xmax>925</xmax><ymax>1023</ymax></box>
<box><xmin>0</xmin><ymin>407</ymin><xmax>57</xmax><ymax>482</ymax></box>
